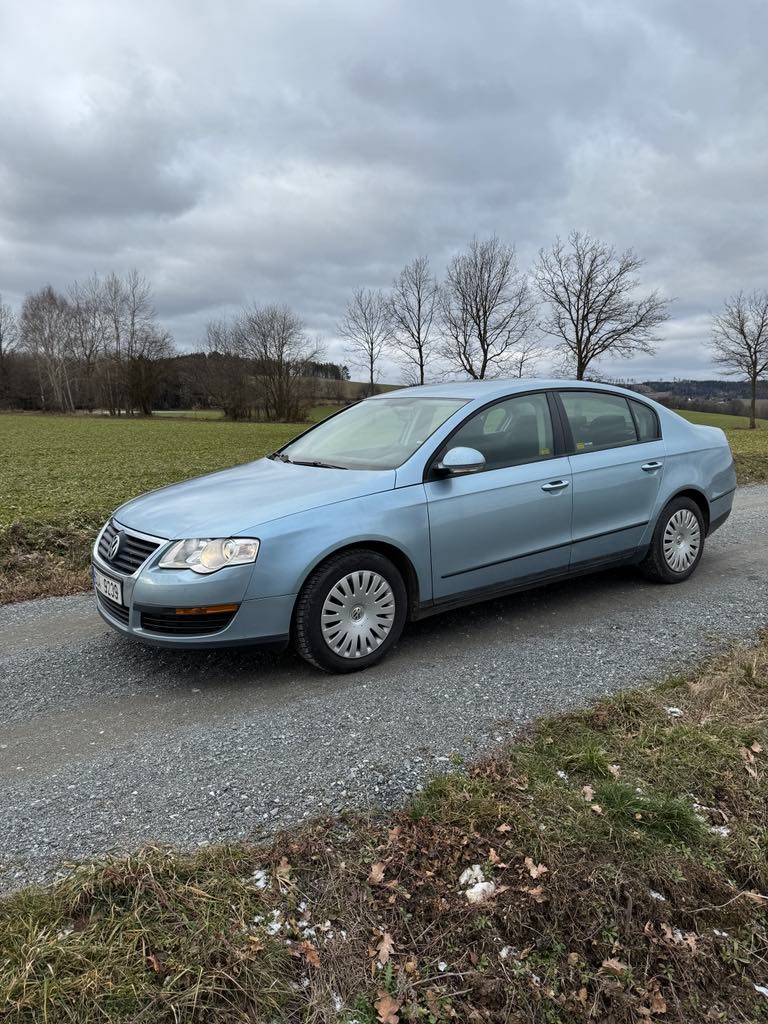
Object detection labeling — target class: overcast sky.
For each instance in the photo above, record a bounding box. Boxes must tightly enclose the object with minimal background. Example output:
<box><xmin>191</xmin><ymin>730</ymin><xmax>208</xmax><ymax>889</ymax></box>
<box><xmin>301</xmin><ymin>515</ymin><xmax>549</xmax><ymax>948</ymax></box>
<box><xmin>1</xmin><ymin>0</ymin><xmax>766</xmax><ymax>381</ymax></box>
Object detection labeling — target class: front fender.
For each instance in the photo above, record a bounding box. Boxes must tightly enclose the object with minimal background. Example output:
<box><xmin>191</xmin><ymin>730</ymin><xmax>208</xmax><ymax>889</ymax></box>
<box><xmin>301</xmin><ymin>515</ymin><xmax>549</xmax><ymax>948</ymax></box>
<box><xmin>243</xmin><ymin>485</ymin><xmax>432</xmax><ymax>603</ymax></box>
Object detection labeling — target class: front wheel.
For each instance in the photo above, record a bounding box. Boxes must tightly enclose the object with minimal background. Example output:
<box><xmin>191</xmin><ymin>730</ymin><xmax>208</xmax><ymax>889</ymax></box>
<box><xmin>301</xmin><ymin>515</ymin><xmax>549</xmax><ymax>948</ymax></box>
<box><xmin>640</xmin><ymin>497</ymin><xmax>705</xmax><ymax>583</ymax></box>
<box><xmin>293</xmin><ymin>549</ymin><xmax>407</xmax><ymax>672</ymax></box>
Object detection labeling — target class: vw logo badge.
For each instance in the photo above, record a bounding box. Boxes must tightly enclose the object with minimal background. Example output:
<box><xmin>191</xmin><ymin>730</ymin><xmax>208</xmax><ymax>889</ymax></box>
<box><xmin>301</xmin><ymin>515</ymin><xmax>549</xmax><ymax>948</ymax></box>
<box><xmin>108</xmin><ymin>531</ymin><xmax>122</xmax><ymax>561</ymax></box>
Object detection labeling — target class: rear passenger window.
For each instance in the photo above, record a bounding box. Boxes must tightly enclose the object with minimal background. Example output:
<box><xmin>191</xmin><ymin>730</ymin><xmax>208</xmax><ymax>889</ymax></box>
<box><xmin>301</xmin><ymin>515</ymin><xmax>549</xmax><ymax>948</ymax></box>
<box><xmin>444</xmin><ymin>392</ymin><xmax>554</xmax><ymax>471</ymax></box>
<box><xmin>559</xmin><ymin>392</ymin><xmax>638</xmax><ymax>452</ymax></box>
<box><xmin>629</xmin><ymin>399</ymin><xmax>661</xmax><ymax>442</ymax></box>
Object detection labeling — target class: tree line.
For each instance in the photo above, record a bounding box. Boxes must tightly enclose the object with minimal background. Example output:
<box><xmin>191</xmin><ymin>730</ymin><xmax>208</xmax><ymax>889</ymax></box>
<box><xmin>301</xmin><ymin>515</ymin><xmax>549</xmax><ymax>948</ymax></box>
<box><xmin>2</xmin><ymin>229</ymin><xmax>767</xmax><ymax>427</ymax></box>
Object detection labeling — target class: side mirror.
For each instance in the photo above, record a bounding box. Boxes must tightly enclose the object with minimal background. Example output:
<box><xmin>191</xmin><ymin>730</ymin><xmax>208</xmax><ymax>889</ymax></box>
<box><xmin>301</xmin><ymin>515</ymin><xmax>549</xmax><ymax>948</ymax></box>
<box><xmin>436</xmin><ymin>446</ymin><xmax>486</xmax><ymax>476</ymax></box>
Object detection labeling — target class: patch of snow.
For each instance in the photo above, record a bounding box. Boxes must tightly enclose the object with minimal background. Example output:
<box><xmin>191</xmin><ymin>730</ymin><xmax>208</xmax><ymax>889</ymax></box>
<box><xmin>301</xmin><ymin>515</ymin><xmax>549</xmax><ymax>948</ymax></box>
<box><xmin>754</xmin><ymin>985</ymin><xmax>768</xmax><ymax>998</ymax></box>
<box><xmin>438</xmin><ymin>961</ymin><xmax>447</xmax><ymax>972</ymax></box>
<box><xmin>556</xmin><ymin>770</ymin><xmax>569</xmax><ymax>781</ymax></box>
<box><xmin>649</xmin><ymin>890</ymin><xmax>666</xmax><ymax>901</ymax></box>
<box><xmin>250</xmin><ymin>868</ymin><xmax>269</xmax><ymax>889</ymax></box>
<box><xmin>664</xmin><ymin>706</ymin><xmax>684</xmax><ymax>718</ymax></box>
<box><xmin>459</xmin><ymin>864</ymin><xmax>485</xmax><ymax>887</ymax></box>
<box><xmin>710</xmin><ymin>825</ymin><xmax>730</xmax><ymax>837</ymax></box>
<box><xmin>466</xmin><ymin>880</ymin><xmax>497</xmax><ymax>904</ymax></box>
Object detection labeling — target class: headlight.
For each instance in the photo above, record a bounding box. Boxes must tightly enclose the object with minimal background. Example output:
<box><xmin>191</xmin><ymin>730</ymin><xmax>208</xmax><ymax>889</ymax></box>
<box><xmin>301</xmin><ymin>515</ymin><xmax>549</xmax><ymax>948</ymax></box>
<box><xmin>159</xmin><ymin>538</ymin><xmax>260</xmax><ymax>574</ymax></box>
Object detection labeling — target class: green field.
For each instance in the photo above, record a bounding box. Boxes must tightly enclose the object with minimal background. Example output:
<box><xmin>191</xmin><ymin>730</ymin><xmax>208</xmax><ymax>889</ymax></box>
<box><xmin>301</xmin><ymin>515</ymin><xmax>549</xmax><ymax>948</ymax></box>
<box><xmin>1</xmin><ymin>414</ymin><xmax>307</xmax><ymax>529</ymax></box>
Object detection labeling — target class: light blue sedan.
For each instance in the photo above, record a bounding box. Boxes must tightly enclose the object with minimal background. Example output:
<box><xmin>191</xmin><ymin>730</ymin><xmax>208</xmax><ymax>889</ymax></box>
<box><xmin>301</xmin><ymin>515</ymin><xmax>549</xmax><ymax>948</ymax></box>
<box><xmin>93</xmin><ymin>380</ymin><xmax>736</xmax><ymax>672</ymax></box>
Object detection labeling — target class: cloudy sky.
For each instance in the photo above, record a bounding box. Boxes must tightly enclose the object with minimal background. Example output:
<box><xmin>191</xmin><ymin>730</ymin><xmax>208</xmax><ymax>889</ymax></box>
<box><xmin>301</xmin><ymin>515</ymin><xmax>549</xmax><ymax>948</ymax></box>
<box><xmin>1</xmin><ymin>0</ymin><xmax>766</xmax><ymax>381</ymax></box>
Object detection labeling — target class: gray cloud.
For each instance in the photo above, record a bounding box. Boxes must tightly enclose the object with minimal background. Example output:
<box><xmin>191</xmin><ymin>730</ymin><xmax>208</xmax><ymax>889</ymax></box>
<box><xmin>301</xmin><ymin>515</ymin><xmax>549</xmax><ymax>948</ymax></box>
<box><xmin>1</xmin><ymin>0</ymin><xmax>766</xmax><ymax>380</ymax></box>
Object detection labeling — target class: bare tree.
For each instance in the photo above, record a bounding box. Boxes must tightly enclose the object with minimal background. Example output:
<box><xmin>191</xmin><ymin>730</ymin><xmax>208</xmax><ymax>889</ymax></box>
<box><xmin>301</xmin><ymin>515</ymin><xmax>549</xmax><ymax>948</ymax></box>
<box><xmin>439</xmin><ymin>236</ymin><xmax>538</xmax><ymax>380</ymax></box>
<box><xmin>339</xmin><ymin>288</ymin><xmax>391</xmax><ymax>395</ymax></box>
<box><xmin>69</xmin><ymin>275</ymin><xmax>109</xmax><ymax>410</ymax></box>
<box><xmin>100</xmin><ymin>270</ymin><xmax>165</xmax><ymax>414</ymax></box>
<box><xmin>0</xmin><ymin>295</ymin><xmax>18</xmax><ymax>397</ymax></box>
<box><xmin>711</xmin><ymin>290</ymin><xmax>768</xmax><ymax>429</ymax></box>
<box><xmin>234</xmin><ymin>303</ymin><xmax>319</xmax><ymax>421</ymax></box>
<box><xmin>387</xmin><ymin>256</ymin><xmax>438</xmax><ymax>385</ymax></box>
<box><xmin>19</xmin><ymin>285</ymin><xmax>75</xmax><ymax>411</ymax></box>
<box><xmin>534</xmin><ymin>230</ymin><xmax>670</xmax><ymax>380</ymax></box>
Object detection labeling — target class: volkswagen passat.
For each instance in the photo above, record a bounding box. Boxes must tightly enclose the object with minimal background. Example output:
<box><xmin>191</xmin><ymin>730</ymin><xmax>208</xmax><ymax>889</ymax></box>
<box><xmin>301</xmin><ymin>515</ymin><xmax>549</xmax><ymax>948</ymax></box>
<box><xmin>93</xmin><ymin>380</ymin><xmax>736</xmax><ymax>672</ymax></box>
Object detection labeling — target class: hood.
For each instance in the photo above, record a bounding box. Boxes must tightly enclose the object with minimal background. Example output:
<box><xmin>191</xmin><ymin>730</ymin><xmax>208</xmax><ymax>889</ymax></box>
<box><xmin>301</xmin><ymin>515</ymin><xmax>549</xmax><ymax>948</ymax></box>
<box><xmin>114</xmin><ymin>458</ymin><xmax>396</xmax><ymax>539</ymax></box>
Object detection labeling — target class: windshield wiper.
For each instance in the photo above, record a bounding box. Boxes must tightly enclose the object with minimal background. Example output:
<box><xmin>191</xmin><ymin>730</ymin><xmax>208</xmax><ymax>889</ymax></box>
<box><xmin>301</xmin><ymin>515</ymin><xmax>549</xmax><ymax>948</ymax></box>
<box><xmin>289</xmin><ymin>459</ymin><xmax>349</xmax><ymax>470</ymax></box>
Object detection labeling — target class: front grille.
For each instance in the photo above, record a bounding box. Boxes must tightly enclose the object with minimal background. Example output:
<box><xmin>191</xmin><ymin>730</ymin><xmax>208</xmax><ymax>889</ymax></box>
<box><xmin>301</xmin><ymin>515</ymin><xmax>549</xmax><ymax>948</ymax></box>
<box><xmin>139</xmin><ymin>607</ymin><xmax>238</xmax><ymax>636</ymax></box>
<box><xmin>96</xmin><ymin>591</ymin><xmax>130</xmax><ymax>625</ymax></box>
<box><xmin>98</xmin><ymin>520</ymin><xmax>162</xmax><ymax>575</ymax></box>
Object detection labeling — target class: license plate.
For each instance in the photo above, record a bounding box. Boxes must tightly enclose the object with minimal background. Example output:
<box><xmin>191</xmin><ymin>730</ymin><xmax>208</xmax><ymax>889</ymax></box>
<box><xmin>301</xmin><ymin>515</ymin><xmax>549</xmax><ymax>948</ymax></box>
<box><xmin>93</xmin><ymin>567</ymin><xmax>123</xmax><ymax>605</ymax></box>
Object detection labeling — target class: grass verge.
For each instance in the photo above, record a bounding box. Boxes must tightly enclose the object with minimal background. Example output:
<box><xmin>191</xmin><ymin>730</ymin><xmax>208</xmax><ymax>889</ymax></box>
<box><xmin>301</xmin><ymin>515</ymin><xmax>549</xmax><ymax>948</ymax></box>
<box><xmin>2</xmin><ymin>638</ymin><xmax>766</xmax><ymax>1022</ymax></box>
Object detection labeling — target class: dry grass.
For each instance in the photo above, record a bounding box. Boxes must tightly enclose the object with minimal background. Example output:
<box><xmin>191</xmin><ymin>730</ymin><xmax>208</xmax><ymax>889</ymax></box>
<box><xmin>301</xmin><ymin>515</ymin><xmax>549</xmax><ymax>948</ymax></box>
<box><xmin>2</xmin><ymin>637</ymin><xmax>767</xmax><ymax>1022</ymax></box>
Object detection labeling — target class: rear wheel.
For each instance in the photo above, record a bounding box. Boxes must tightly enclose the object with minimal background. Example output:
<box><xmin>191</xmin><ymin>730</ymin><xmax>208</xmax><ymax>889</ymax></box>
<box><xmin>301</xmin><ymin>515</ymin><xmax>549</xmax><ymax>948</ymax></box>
<box><xmin>293</xmin><ymin>549</ymin><xmax>407</xmax><ymax>672</ymax></box>
<box><xmin>640</xmin><ymin>496</ymin><xmax>705</xmax><ymax>583</ymax></box>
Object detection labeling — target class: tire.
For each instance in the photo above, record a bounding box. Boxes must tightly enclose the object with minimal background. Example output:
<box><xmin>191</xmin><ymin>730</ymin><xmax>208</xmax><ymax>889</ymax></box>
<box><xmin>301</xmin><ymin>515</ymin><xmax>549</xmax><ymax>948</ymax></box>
<box><xmin>293</xmin><ymin>549</ymin><xmax>407</xmax><ymax>673</ymax></box>
<box><xmin>640</xmin><ymin>496</ymin><xmax>705</xmax><ymax>584</ymax></box>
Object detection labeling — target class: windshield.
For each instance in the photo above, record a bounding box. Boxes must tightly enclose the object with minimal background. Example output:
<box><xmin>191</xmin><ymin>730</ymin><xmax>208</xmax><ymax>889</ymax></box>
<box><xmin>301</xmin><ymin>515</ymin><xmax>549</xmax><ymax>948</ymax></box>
<box><xmin>279</xmin><ymin>396</ymin><xmax>469</xmax><ymax>470</ymax></box>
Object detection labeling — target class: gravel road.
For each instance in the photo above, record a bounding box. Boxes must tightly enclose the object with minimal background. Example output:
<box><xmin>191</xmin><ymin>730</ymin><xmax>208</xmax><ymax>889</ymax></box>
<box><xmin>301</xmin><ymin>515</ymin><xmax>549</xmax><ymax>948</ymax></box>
<box><xmin>2</xmin><ymin>485</ymin><xmax>768</xmax><ymax>892</ymax></box>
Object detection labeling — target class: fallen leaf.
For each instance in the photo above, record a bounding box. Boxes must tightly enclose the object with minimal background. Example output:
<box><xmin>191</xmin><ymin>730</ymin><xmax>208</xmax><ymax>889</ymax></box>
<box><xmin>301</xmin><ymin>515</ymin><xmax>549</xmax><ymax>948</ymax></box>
<box><xmin>302</xmin><ymin>940</ymin><xmax>321</xmax><ymax>967</ymax></box>
<box><xmin>567</xmin><ymin>951</ymin><xmax>579</xmax><ymax>965</ymax></box>
<box><xmin>650</xmin><ymin>988</ymin><xmax>667</xmax><ymax>1014</ymax></box>
<box><xmin>577</xmin><ymin>987</ymin><xmax>588</xmax><ymax>1005</ymax></box>
<box><xmin>376</xmin><ymin>931</ymin><xmax>395</xmax><ymax>965</ymax></box>
<box><xmin>375</xmin><ymin>990</ymin><xmax>401</xmax><ymax>1023</ymax></box>
<box><xmin>601</xmin><ymin>958</ymin><xmax>629</xmax><ymax>975</ymax></box>
<box><xmin>404</xmin><ymin>958</ymin><xmax>417</xmax><ymax>974</ymax></box>
<box><xmin>524</xmin><ymin>856</ymin><xmax>549</xmax><ymax>879</ymax></box>
<box><xmin>525</xmin><ymin>884</ymin><xmax>547</xmax><ymax>903</ymax></box>
<box><xmin>740</xmin><ymin>746</ymin><xmax>756</xmax><ymax>763</ymax></box>
<box><xmin>751</xmin><ymin>741</ymin><xmax>763</xmax><ymax>754</ymax></box>
<box><xmin>147</xmin><ymin>953</ymin><xmax>166</xmax><ymax>975</ymax></box>
<box><xmin>590</xmin><ymin>803</ymin><xmax>603</xmax><ymax>815</ymax></box>
<box><xmin>369</xmin><ymin>862</ymin><xmax>386</xmax><ymax>884</ymax></box>
<box><xmin>582</xmin><ymin>785</ymin><xmax>595</xmax><ymax>802</ymax></box>
<box><xmin>496</xmin><ymin>823</ymin><xmax>512</xmax><ymax>833</ymax></box>
<box><xmin>608</xmin><ymin>764</ymin><xmax>621</xmax><ymax>778</ymax></box>
<box><xmin>744</xmin><ymin>890</ymin><xmax>768</xmax><ymax>906</ymax></box>
<box><xmin>745</xmin><ymin>763</ymin><xmax>758</xmax><ymax>779</ymax></box>
<box><xmin>246</xmin><ymin>935</ymin><xmax>264</xmax><ymax>951</ymax></box>
<box><xmin>488</xmin><ymin>847</ymin><xmax>501</xmax><ymax>864</ymax></box>
<box><xmin>275</xmin><ymin>856</ymin><xmax>292</xmax><ymax>888</ymax></box>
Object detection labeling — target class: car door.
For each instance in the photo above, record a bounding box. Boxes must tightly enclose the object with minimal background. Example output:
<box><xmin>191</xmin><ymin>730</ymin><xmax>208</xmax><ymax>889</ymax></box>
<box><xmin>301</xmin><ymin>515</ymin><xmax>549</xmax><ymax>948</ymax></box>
<box><xmin>555</xmin><ymin>390</ymin><xmax>666</xmax><ymax>569</ymax></box>
<box><xmin>424</xmin><ymin>391</ymin><xmax>573</xmax><ymax>602</ymax></box>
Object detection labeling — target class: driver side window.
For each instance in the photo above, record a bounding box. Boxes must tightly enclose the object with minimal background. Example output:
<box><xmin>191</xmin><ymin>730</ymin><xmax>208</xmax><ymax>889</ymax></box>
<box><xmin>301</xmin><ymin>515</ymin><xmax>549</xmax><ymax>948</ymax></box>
<box><xmin>443</xmin><ymin>392</ymin><xmax>555</xmax><ymax>472</ymax></box>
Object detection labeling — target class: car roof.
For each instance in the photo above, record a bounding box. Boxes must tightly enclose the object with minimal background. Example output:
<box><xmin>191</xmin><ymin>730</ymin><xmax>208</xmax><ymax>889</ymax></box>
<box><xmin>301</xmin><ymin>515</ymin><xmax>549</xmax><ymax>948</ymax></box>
<box><xmin>369</xmin><ymin>379</ymin><xmax>650</xmax><ymax>403</ymax></box>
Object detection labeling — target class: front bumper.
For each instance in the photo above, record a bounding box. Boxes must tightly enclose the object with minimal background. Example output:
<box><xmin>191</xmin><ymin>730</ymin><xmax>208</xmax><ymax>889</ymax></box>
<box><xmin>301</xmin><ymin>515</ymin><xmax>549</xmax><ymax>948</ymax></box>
<box><xmin>92</xmin><ymin>520</ymin><xmax>294</xmax><ymax>650</ymax></box>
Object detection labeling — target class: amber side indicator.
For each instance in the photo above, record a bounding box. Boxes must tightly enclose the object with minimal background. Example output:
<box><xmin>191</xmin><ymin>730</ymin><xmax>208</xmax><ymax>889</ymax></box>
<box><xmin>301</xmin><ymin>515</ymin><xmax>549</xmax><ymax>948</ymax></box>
<box><xmin>174</xmin><ymin>604</ymin><xmax>240</xmax><ymax>616</ymax></box>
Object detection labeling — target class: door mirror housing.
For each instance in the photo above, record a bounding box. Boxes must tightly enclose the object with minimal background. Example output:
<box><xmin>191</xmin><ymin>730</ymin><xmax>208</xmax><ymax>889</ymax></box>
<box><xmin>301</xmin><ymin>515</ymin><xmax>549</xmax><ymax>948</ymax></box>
<box><xmin>436</xmin><ymin>446</ymin><xmax>486</xmax><ymax>476</ymax></box>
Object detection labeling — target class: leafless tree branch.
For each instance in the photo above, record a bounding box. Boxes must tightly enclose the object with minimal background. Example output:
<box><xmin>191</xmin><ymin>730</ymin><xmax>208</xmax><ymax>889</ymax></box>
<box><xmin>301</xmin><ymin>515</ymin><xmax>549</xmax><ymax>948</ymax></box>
<box><xmin>534</xmin><ymin>230</ymin><xmax>670</xmax><ymax>379</ymax></box>
<box><xmin>711</xmin><ymin>289</ymin><xmax>768</xmax><ymax>428</ymax></box>
<box><xmin>439</xmin><ymin>236</ymin><xmax>539</xmax><ymax>380</ymax></box>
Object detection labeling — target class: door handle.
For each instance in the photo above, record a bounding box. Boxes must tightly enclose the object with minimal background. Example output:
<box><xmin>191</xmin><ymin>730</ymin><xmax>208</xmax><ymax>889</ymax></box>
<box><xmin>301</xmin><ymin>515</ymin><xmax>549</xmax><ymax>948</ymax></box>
<box><xmin>641</xmin><ymin>461</ymin><xmax>663</xmax><ymax>472</ymax></box>
<box><xmin>541</xmin><ymin>480</ymin><xmax>570</xmax><ymax>492</ymax></box>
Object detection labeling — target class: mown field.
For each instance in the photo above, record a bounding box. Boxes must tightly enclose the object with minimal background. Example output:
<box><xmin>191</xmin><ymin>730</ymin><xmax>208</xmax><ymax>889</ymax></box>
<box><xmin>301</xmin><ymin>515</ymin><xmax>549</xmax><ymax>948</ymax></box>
<box><xmin>2</xmin><ymin>635</ymin><xmax>766</xmax><ymax>1022</ymax></box>
<box><xmin>2</xmin><ymin>406</ymin><xmax>767</xmax><ymax>604</ymax></box>
<box><xmin>0</xmin><ymin>413</ymin><xmax>311</xmax><ymax>602</ymax></box>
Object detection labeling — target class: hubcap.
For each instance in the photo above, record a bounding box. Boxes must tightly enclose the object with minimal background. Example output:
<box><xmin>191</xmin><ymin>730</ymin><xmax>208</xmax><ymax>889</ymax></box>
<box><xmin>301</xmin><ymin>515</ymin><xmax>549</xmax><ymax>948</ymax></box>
<box><xmin>662</xmin><ymin>509</ymin><xmax>701</xmax><ymax>572</ymax></box>
<box><xmin>321</xmin><ymin>571</ymin><xmax>396</xmax><ymax>659</ymax></box>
